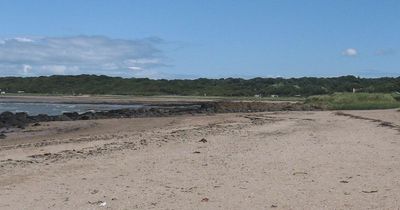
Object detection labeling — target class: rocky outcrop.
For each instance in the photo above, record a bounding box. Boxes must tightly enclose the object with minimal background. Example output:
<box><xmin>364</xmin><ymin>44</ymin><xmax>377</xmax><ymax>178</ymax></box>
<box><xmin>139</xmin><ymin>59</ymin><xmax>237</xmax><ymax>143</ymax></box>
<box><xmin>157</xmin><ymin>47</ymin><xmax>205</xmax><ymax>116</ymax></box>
<box><xmin>0</xmin><ymin>112</ymin><xmax>31</xmax><ymax>129</ymax></box>
<box><xmin>0</xmin><ymin>101</ymin><xmax>321</xmax><ymax>130</ymax></box>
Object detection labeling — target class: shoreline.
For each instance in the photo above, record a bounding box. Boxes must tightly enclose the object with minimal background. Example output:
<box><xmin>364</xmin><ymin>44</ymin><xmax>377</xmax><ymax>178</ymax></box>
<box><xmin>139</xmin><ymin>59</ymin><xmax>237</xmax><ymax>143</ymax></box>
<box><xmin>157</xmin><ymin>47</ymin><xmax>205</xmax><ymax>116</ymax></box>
<box><xmin>0</xmin><ymin>100</ymin><xmax>319</xmax><ymax>132</ymax></box>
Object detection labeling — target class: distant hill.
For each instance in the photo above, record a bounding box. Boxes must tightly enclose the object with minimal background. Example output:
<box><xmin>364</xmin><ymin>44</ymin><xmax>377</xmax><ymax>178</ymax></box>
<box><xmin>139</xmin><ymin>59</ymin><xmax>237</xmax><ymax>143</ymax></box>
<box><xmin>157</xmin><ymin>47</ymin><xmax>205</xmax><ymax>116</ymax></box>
<box><xmin>0</xmin><ymin>75</ymin><xmax>399</xmax><ymax>97</ymax></box>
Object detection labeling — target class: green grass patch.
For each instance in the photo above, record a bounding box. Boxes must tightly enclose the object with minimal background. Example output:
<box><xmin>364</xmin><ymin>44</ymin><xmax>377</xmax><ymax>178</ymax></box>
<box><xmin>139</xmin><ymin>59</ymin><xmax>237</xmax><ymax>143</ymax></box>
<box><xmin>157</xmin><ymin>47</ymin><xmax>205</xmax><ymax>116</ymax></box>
<box><xmin>305</xmin><ymin>93</ymin><xmax>400</xmax><ymax>110</ymax></box>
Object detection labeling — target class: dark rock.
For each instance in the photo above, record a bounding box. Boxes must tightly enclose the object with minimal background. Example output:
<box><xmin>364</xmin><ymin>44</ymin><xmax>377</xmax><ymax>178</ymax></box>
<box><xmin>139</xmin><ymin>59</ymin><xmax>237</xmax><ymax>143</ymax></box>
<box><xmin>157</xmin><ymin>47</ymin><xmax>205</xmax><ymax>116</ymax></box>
<box><xmin>79</xmin><ymin>112</ymin><xmax>96</xmax><ymax>120</ymax></box>
<box><xmin>0</xmin><ymin>111</ymin><xmax>15</xmax><ymax>120</ymax></box>
<box><xmin>0</xmin><ymin>111</ymin><xmax>31</xmax><ymax>129</ymax></box>
<box><xmin>57</xmin><ymin>115</ymin><xmax>72</xmax><ymax>121</ymax></box>
<box><xmin>35</xmin><ymin>114</ymin><xmax>51</xmax><ymax>122</ymax></box>
<box><xmin>15</xmin><ymin>112</ymin><xmax>29</xmax><ymax>121</ymax></box>
<box><xmin>62</xmin><ymin>112</ymin><xmax>79</xmax><ymax>120</ymax></box>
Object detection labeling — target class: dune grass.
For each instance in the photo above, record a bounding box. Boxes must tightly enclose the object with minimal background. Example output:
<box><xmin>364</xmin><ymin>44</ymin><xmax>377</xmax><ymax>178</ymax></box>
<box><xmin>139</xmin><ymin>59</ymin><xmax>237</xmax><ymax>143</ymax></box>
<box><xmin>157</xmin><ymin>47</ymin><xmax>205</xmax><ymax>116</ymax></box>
<box><xmin>306</xmin><ymin>93</ymin><xmax>400</xmax><ymax>110</ymax></box>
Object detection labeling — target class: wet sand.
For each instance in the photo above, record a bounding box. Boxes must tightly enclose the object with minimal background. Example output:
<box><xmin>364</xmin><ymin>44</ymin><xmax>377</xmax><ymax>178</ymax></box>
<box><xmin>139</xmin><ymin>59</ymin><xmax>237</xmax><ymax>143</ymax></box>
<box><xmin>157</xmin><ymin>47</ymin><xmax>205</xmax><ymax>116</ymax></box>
<box><xmin>0</xmin><ymin>109</ymin><xmax>399</xmax><ymax>209</ymax></box>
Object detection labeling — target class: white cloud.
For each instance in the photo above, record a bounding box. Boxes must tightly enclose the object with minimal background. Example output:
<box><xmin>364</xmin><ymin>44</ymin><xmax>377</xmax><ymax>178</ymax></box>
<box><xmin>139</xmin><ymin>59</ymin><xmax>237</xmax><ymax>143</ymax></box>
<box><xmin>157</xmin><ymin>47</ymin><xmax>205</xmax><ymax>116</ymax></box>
<box><xmin>128</xmin><ymin>66</ymin><xmax>142</xmax><ymax>71</ymax></box>
<box><xmin>22</xmin><ymin>64</ymin><xmax>32</xmax><ymax>74</ymax></box>
<box><xmin>14</xmin><ymin>37</ymin><xmax>34</xmax><ymax>43</ymax></box>
<box><xmin>342</xmin><ymin>48</ymin><xmax>358</xmax><ymax>57</ymax></box>
<box><xmin>125</xmin><ymin>58</ymin><xmax>160</xmax><ymax>65</ymax></box>
<box><xmin>0</xmin><ymin>35</ymin><xmax>168</xmax><ymax>77</ymax></box>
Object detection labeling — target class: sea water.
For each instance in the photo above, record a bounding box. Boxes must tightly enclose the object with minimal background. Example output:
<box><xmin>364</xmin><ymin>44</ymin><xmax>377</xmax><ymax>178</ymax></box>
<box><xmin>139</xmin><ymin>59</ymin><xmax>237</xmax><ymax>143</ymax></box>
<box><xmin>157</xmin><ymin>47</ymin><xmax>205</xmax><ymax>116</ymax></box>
<box><xmin>0</xmin><ymin>102</ymin><xmax>143</xmax><ymax>116</ymax></box>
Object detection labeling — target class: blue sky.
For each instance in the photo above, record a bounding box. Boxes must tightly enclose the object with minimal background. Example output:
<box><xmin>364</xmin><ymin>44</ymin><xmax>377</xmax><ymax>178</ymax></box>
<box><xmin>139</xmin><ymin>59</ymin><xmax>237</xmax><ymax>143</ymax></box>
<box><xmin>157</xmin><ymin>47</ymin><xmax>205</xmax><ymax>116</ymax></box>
<box><xmin>0</xmin><ymin>0</ymin><xmax>399</xmax><ymax>78</ymax></box>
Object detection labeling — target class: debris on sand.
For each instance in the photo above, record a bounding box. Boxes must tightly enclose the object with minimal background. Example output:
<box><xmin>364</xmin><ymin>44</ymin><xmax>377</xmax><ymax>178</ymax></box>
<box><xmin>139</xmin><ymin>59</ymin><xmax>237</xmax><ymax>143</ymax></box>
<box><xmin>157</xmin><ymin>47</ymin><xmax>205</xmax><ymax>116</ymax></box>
<box><xmin>271</xmin><ymin>204</ymin><xmax>278</xmax><ymax>208</ymax></box>
<box><xmin>340</xmin><ymin>180</ymin><xmax>349</xmax><ymax>183</ymax></box>
<box><xmin>199</xmin><ymin>138</ymin><xmax>208</xmax><ymax>143</ymax></box>
<box><xmin>292</xmin><ymin>172</ymin><xmax>308</xmax><ymax>175</ymax></box>
<box><xmin>201</xmin><ymin>198</ymin><xmax>209</xmax><ymax>202</ymax></box>
<box><xmin>90</xmin><ymin>189</ymin><xmax>99</xmax><ymax>194</ymax></box>
<box><xmin>140</xmin><ymin>139</ymin><xmax>148</xmax><ymax>145</ymax></box>
<box><xmin>193</xmin><ymin>151</ymin><xmax>201</xmax><ymax>154</ymax></box>
<box><xmin>88</xmin><ymin>200</ymin><xmax>107</xmax><ymax>207</ymax></box>
<box><xmin>362</xmin><ymin>190</ymin><xmax>378</xmax><ymax>193</ymax></box>
<box><xmin>335</xmin><ymin>112</ymin><xmax>400</xmax><ymax>133</ymax></box>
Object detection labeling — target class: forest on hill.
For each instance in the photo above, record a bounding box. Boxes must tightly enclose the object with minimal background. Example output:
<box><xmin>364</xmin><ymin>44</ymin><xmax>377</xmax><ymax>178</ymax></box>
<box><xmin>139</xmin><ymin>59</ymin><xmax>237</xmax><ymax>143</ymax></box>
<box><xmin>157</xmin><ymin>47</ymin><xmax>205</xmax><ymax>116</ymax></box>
<box><xmin>0</xmin><ymin>75</ymin><xmax>399</xmax><ymax>97</ymax></box>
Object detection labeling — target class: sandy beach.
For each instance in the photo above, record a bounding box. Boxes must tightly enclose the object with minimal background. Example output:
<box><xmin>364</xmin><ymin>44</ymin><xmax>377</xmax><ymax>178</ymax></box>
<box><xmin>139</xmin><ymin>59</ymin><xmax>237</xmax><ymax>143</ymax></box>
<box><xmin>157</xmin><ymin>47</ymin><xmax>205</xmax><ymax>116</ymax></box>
<box><xmin>0</xmin><ymin>109</ymin><xmax>400</xmax><ymax>209</ymax></box>
<box><xmin>1</xmin><ymin>1</ymin><xmax>399</xmax><ymax>209</ymax></box>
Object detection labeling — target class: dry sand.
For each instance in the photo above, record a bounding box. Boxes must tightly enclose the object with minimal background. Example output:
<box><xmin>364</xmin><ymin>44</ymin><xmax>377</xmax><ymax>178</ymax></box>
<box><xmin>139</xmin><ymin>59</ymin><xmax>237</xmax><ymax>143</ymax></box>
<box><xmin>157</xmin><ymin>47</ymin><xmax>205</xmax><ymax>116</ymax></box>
<box><xmin>0</xmin><ymin>109</ymin><xmax>400</xmax><ymax>209</ymax></box>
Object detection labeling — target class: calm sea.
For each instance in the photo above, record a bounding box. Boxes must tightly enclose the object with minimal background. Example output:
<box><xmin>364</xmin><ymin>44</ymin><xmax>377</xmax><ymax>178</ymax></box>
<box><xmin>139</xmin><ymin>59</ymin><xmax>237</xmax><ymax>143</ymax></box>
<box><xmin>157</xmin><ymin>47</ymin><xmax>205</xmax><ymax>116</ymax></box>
<box><xmin>0</xmin><ymin>102</ymin><xmax>143</xmax><ymax>116</ymax></box>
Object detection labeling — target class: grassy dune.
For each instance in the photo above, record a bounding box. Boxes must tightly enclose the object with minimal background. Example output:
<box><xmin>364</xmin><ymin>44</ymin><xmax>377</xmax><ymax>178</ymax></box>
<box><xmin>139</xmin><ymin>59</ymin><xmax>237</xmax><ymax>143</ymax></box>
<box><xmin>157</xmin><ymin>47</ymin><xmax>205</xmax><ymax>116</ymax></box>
<box><xmin>306</xmin><ymin>93</ymin><xmax>400</xmax><ymax>110</ymax></box>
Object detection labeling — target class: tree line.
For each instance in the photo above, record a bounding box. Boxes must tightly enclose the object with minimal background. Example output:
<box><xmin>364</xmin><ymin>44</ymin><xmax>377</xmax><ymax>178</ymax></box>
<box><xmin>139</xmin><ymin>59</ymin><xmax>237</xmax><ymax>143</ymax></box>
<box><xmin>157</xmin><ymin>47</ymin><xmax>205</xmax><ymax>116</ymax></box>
<box><xmin>0</xmin><ymin>75</ymin><xmax>399</xmax><ymax>96</ymax></box>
